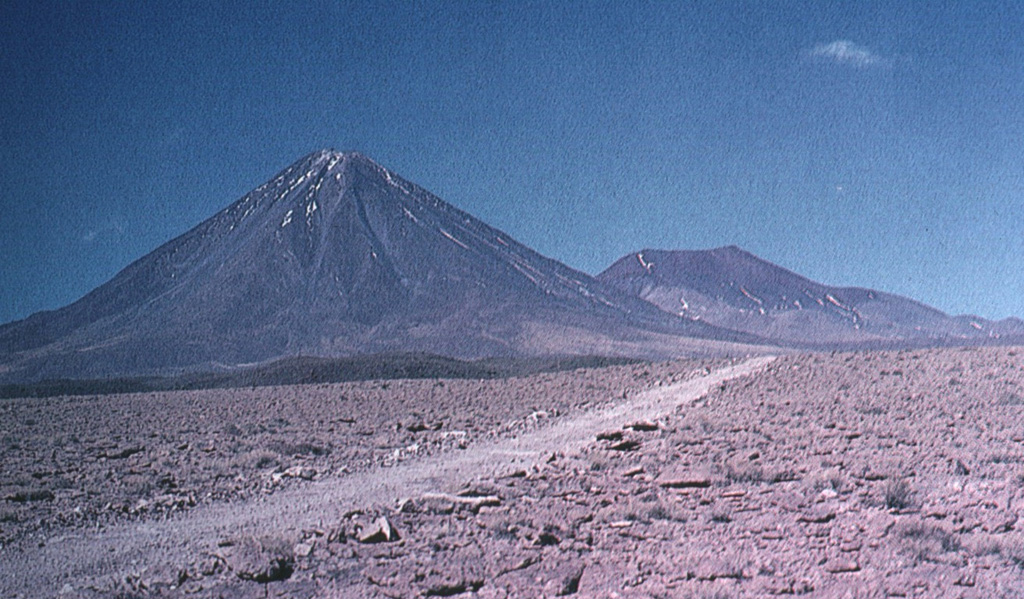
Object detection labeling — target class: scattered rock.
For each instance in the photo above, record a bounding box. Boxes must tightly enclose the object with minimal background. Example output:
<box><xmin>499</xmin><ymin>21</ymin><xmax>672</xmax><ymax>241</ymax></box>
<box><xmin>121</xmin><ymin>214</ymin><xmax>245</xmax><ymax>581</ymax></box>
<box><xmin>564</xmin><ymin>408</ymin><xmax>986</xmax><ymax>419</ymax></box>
<box><xmin>620</xmin><ymin>465</ymin><xmax>644</xmax><ymax>477</ymax></box>
<box><xmin>656</xmin><ymin>468</ymin><xmax>711</xmax><ymax>489</ymax></box>
<box><xmin>417</xmin><ymin>492</ymin><xmax>501</xmax><ymax>514</ymax></box>
<box><xmin>198</xmin><ymin>554</ymin><xmax>226</xmax><ymax>576</ymax></box>
<box><xmin>607</xmin><ymin>439</ymin><xmax>640</xmax><ymax>451</ymax></box>
<box><xmin>824</xmin><ymin>559</ymin><xmax>860</xmax><ymax>574</ymax></box>
<box><xmin>270</xmin><ymin>465</ymin><xmax>317</xmax><ymax>484</ymax></box>
<box><xmin>222</xmin><ymin>536</ymin><xmax>295</xmax><ymax>584</ymax></box>
<box><xmin>422</xmin><ymin>577</ymin><xmax>484</xmax><ymax>597</ymax></box>
<box><xmin>357</xmin><ymin>516</ymin><xmax>400</xmax><ymax>543</ymax></box>
<box><xmin>798</xmin><ymin>510</ymin><xmax>836</xmax><ymax>524</ymax></box>
<box><xmin>625</xmin><ymin>421</ymin><xmax>658</xmax><ymax>432</ymax></box>
<box><xmin>282</xmin><ymin>465</ymin><xmax>316</xmax><ymax>480</ymax></box>
<box><xmin>496</xmin><ymin>555</ymin><xmax>540</xmax><ymax>577</ymax></box>
<box><xmin>555</xmin><ymin>565</ymin><xmax>585</xmax><ymax>596</ymax></box>
<box><xmin>104</xmin><ymin>446</ymin><xmax>144</xmax><ymax>460</ymax></box>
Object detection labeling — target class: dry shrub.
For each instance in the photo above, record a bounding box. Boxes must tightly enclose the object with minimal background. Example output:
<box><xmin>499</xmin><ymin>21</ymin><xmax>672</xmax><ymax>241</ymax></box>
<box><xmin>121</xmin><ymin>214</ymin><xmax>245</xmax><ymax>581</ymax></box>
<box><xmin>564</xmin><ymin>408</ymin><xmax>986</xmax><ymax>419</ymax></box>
<box><xmin>896</xmin><ymin>520</ymin><xmax>960</xmax><ymax>563</ymax></box>
<box><xmin>883</xmin><ymin>478</ymin><xmax>913</xmax><ymax>510</ymax></box>
<box><xmin>229</xmin><ymin>450</ymin><xmax>280</xmax><ymax>471</ymax></box>
<box><xmin>808</xmin><ymin>469</ymin><xmax>845</xmax><ymax>492</ymax></box>
<box><xmin>724</xmin><ymin>463</ymin><xmax>764</xmax><ymax>485</ymax></box>
<box><xmin>971</xmin><ymin>536</ymin><xmax>1003</xmax><ymax>557</ymax></box>
<box><xmin>645</xmin><ymin>503</ymin><xmax>686</xmax><ymax>523</ymax></box>
<box><xmin>997</xmin><ymin>536</ymin><xmax>1024</xmax><ymax>569</ymax></box>
<box><xmin>724</xmin><ymin>461</ymin><xmax>795</xmax><ymax>486</ymax></box>
<box><xmin>265</xmin><ymin>441</ymin><xmax>330</xmax><ymax>457</ymax></box>
<box><xmin>710</xmin><ymin>508</ymin><xmax>732</xmax><ymax>524</ymax></box>
<box><xmin>222</xmin><ymin>423</ymin><xmax>244</xmax><ymax>436</ymax></box>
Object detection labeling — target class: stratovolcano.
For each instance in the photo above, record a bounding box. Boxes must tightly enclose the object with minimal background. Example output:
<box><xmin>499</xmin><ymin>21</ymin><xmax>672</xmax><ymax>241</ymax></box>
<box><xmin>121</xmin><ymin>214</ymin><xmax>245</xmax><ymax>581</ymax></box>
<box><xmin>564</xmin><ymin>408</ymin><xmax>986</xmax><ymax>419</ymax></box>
<box><xmin>0</xmin><ymin>151</ymin><xmax>756</xmax><ymax>383</ymax></box>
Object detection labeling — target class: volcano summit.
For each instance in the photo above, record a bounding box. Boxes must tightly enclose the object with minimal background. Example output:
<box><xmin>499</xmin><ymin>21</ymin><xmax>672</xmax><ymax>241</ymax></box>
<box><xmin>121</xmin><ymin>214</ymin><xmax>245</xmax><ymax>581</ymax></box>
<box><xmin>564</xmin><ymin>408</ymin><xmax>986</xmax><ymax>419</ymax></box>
<box><xmin>0</xmin><ymin>151</ymin><xmax>754</xmax><ymax>383</ymax></box>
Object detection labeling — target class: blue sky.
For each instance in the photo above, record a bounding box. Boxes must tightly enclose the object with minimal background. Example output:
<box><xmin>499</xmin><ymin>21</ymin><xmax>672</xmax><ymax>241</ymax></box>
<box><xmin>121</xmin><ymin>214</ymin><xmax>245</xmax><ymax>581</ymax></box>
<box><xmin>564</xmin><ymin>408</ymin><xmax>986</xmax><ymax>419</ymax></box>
<box><xmin>2</xmin><ymin>1</ymin><xmax>1022</xmax><ymax>324</ymax></box>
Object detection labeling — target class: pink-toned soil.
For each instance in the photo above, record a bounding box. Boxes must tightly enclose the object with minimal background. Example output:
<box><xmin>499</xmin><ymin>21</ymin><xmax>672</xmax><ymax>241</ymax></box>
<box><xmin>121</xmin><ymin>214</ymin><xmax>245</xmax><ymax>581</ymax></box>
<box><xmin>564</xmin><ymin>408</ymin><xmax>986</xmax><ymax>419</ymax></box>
<box><xmin>3</xmin><ymin>347</ymin><xmax>1024</xmax><ymax>598</ymax></box>
<box><xmin>0</xmin><ymin>360</ymin><xmax>713</xmax><ymax>546</ymax></box>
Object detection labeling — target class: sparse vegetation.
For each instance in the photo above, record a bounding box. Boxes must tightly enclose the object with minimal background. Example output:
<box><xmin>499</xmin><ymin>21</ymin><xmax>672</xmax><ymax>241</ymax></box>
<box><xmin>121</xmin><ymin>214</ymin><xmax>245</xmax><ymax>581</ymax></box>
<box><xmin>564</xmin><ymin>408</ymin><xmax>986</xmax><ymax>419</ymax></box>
<box><xmin>896</xmin><ymin>521</ymin><xmax>961</xmax><ymax>562</ymax></box>
<box><xmin>265</xmin><ymin>441</ymin><xmax>330</xmax><ymax>457</ymax></box>
<box><xmin>724</xmin><ymin>463</ymin><xmax>764</xmax><ymax>484</ymax></box>
<box><xmin>222</xmin><ymin>423</ymin><xmax>244</xmax><ymax>436</ymax></box>
<box><xmin>1002</xmin><ymin>539</ymin><xmax>1024</xmax><ymax>569</ymax></box>
<box><xmin>646</xmin><ymin>505</ymin><xmax>671</xmax><ymax>520</ymax></box>
<box><xmin>809</xmin><ymin>469</ymin><xmax>845</xmax><ymax>492</ymax></box>
<box><xmin>971</xmin><ymin>537</ymin><xmax>1003</xmax><ymax>557</ymax></box>
<box><xmin>883</xmin><ymin>478</ymin><xmax>913</xmax><ymax>510</ymax></box>
<box><xmin>645</xmin><ymin>504</ymin><xmax>687</xmax><ymax>523</ymax></box>
<box><xmin>229</xmin><ymin>450</ymin><xmax>280</xmax><ymax>471</ymax></box>
<box><xmin>987</xmin><ymin>453</ymin><xmax>1024</xmax><ymax>464</ymax></box>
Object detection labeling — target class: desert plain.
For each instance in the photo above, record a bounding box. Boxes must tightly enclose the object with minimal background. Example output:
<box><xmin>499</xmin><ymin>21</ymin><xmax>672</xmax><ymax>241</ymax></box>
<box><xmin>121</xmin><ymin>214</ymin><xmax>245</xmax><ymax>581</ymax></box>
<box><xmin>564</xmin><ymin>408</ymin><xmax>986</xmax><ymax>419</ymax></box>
<box><xmin>2</xmin><ymin>346</ymin><xmax>1024</xmax><ymax>598</ymax></box>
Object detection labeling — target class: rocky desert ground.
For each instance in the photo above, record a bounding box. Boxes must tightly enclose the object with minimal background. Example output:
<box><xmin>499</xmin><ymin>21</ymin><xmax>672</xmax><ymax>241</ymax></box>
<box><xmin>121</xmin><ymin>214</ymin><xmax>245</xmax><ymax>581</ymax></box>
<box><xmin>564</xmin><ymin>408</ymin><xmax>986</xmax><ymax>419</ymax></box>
<box><xmin>3</xmin><ymin>346</ymin><xmax>1024</xmax><ymax>598</ymax></box>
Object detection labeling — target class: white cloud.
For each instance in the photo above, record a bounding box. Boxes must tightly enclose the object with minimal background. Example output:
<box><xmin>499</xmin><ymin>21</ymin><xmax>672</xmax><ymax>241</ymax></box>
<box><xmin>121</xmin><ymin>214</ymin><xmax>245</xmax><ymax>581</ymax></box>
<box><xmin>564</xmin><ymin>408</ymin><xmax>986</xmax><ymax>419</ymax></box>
<box><xmin>808</xmin><ymin>40</ymin><xmax>888</xmax><ymax>68</ymax></box>
<box><xmin>82</xmin><ymin>221</ymin><xmax>125</xmax><ymax>243</ymax></box>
